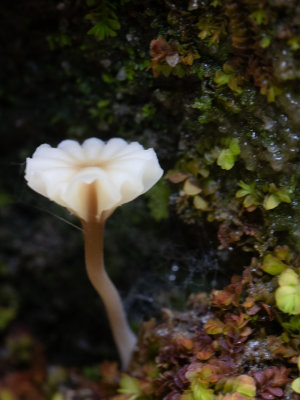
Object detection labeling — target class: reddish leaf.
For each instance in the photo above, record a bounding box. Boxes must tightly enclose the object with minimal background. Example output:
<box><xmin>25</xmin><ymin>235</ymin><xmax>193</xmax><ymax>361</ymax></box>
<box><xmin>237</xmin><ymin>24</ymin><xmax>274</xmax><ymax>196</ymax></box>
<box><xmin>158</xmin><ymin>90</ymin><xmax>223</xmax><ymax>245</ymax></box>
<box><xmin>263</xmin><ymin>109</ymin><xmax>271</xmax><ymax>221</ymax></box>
<box><xmin>267</xmin><ymin>387</ymin><xmax>283</xmax><ymax>397</ymax></box>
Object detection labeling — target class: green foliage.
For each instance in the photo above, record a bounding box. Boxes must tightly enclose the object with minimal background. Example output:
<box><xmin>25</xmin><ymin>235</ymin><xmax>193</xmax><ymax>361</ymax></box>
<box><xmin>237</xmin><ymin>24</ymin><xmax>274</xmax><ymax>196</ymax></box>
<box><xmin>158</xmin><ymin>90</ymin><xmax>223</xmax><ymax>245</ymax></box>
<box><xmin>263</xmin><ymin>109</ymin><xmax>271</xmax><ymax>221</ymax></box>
<box><xmin>278</xmin><ymin>268</ymin><xmax>299</xmax><ymax>287</ymax></box>
<box><xmin>190</xmin><ymin>382</ymin><xmax>214</xmax><ymax>400</ymax></box>
<box><xmin>141</xmin><ymin>104</ymin><xmax>156</xmax><ymax>119</ymax></box>
<box><xmin>82</xmin><ymin>365</ymin><xmax>101</xmax><ymax>381</ymax></box>
<box><xmin>229</xmin><ymin>139</ymin><xmax>240</xmax><ymax>156</ymax></box>
<box><xmin>260</xmin><ymin>36</ymin><xmax>271</xmax><ymax>48</ymax></box>
<box><xmin>89</xmin><ymin>99</ymin><xmax>113</xmax><ymax>124</ymax></box>
<box><xmin>3</xmin><ymin>0</ymin><xmax>300</xmax><ymax>397</ymax></box>
<box><xmin>0</xmin><ymin>308</ymin><xmax>16</xmax><ymax>331</ymax></box>
<box><xmin>261</xmin><ymin>84</ymin><xmax>282</xmax><ymax>103</ymax></box>
<box><xmin>263</xmin><ymin>184</ymin><xmax>292</xmax><ymax>211</ymax></box>
<box><xmin>192</xmin><ymin>96</ymin><xmax>213</xmax><ymax>112</ymax></box>
<box><xmin>217</xmin><ymin>139</ymin><xmax>240</xmax><ymax>170</ymax></box>
<box><xmin>222</xmin><ymin>375</ymin><xmax>256</xmax><ymax>398</ymax></box>
<box><xmin>292</xmin><ymin>357</ymin><xmax>300</xmax><ymax>394</ymax></box>
<box><xmin>0</xmin><ymin>286</ymin><xmax>18</xmax><ymax>331</ymax></box>
<box><xmin>236</xmin><ymin>182</ymin><xmax>292</xmax><ymax>211</ymax></box>
<box><xmin>292</xmin><ymin>377</ymin><xmax>300</xmax><ymax>394</ymax></box>
<box><xmin>0</xmin><ymin>390</ymin><xmax>14</xmax><ymax>400</ymax></box>
<box><xmin>85</xmin><ymin>2</ymin><xmax>121</xmax><ymax>40</ymax></box>
<box><xmin>0</xmin><ymin>191</ymin><xmax>12</xmax><ymax>208</ymax></box>
<box><xmin>6</xmin><ymin>333</ymin><xmax>34</xmax><ymax>364</ymax></box>
<box><xmin>236</xmin><ymin>181</ymin><xmax>259</xmax><ymax>209</ymax></box>
<box><xmin>197</xmin><ymin>16</ymin><xmax>226</xmax><ymax>46</ymax></box>
<box><xmin>193</xmin><ymin>195</ymin><xmax>209</xmax><ymax>211</ymax></box>
<box><xmin>261</xmin><ymin>254</ymin><xmax>286</xmax><ymax>276</ymax></box>
<box><xmin>281</xmin><ymin>315</ymin><xmax>300</xmax><ymax>334</ymax></box>
<box><xmin>145</xmin><ymin>180</ymin><xmax>170</xmax><ymax>222</ymax></box>
<box><xmin>183</xmin><ymin>179</ymin><xmax>202</xmax><ymax>196</ymax></box>
<box><xmin>46</xmin><ymin>33</ymin><xmax>71</xmax><ymax>50</ymax></box>
<box><xmin>118</xmin><ymin>374</ymin><xmax>142</xmax><ymax>399</ymax></box>
<box><xmin>250</xmin><ymin>10</ymin><xmax>268</xmax><ymax>25</ymax></box>
<box><xmin>214</xmin><ymin>65</ymin><xmax>243</xmax><ymax>95</ymax></box>
<box><xmin>275</xmin><ymin>269</ymin><xmax>300</xmax><ymax>315</ymax></box>
<box><xmin>263</xmin><ymin>194</ymin><xmax>280</xmax><ymax>211</ymax></box>
<box><xmin>288</xmin><ymin>37</ymin><xmax>300</xmax><ymax>51</ymax></box>
<box><xmin>217</xmin><ymin>149</ymin><xmax>235</xmax><ymax>170</ymax></box>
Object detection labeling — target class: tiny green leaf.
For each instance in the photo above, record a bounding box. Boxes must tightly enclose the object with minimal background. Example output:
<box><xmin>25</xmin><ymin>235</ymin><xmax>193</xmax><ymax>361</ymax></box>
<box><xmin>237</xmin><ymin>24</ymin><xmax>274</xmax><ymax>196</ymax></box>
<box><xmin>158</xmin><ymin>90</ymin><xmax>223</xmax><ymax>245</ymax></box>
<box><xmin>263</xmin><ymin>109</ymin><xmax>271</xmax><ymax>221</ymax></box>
<box><xmin>146</xmin><ymin>180</ymin><xmax>170</xmax><ymax>221</ymax></box>
<box><xmin>274</xmin><ymin>246</ymin><xmax>290</xmax><ymax>262</ymax></box>
<box><xmin>0</xmin><ymin>307</ymin><xmax>17</xmax><ymax>331</ymax></box>
<box><xmin>118</xmin><ymin>374</ymin><xmax>142</xmax><ymax>396</ymax></box>
<box><xmin>223</xmin><ymin>375</ymin><xmax>256</xmax><ymax>398</ymax></box>
<box><xmin>183</xmin><ymin>179</ymin><xmax>202</xmax><ymax>196</ymax></box>
<box><xmin>236</xmin><ymin>189</ymin><xmax>249</xmax><ymax>198</ymax></box>
<box><xmin>0</xmin><ymin>390</ymin><xmax>15</xmax><ymax>400</ymax></box>
<box><xmin>260</xmin><ymin>36</ymin><xmax>271</xmax><ymax>48</ymax></box>
<box><xmin>276</xmin><ymin>189</ymin><xmax>291</xmax><ymax>203</ymax></box>
<box><xmin>204</xmin><ymin>318</ymin><xmax>225</xmax><ymax>334</ymax></box>
<box><xmin>282</xmin><ymin>315</ymin><xmax>300</xmax><ymax>334</ymax></box>
<box><xmin>199</xmin><ymin>168</ymin><xmax>210</xmax><ymax>178</ymax></box>
<box><xmin>0</xmin><ymin>192</ymin><xmax>12</xmax><ymax>208</ymax></box>
<box><xmin>263</xmin><ymin>194</ymin><xmax>280</xmax><ymax>210</ymax></box>
<box><xmin>239</xmin><ymin>181</ymin><xmax>252</xmax><ymax>191</ymax></box>
<box><xmin>292</xmin><ymin>377</ymin><xmax>300</xmax><ymax>394</ymax></box>
<box><xmin>214</xmin><ymin>70</ymin><xmax>231</xmax><ymax>86</ymax></box>
<box><xmin>288</xmin><ymin>37</ymin><xmax>300</xmax><ymax>51</ymax></box>
<box><xmin>193</xmin><ymin>195</ymin><xmax>209</xmax><ymax>210</ymax></box>
<box><xmin>278</xmin><ymin>268</ymin><xmax>299</xmax><ymax>287</ymax></box>
<box><xmin>192</xmin><ymin>96</ymin><xmax>212</xmax><ymax>111</ymax></box>
<box><xmin>217</xmin><ymin>149</ymin><xmax>235</xmax><ymax>170</ymax></box>
<box><xmin>275</xmin><ymin>285</ymin><xmax>300</xmax><ymax>315</ymax></box>
<box><xmin>261</xmin><ymin>254</ymin><xmax>286</xmax><ymax>275</ymax></box>
<box><xmin>229</xmin><ymin>139</ymin><xmax>240</xmax><ymax>156</ymax></box>
<box><xmin>191</xmin><ymin>382</ymin><xmax>214</xmax><ymax>400</ymax></box>
<box><xmin>250</xmin><ymin>9</ymin><xmax>268</xmax><ymax>25</ymax></box>
<box><xmin>243</xmin><ymin>195</ymin><xmax>258</xmax><ymax>208</ymax></box>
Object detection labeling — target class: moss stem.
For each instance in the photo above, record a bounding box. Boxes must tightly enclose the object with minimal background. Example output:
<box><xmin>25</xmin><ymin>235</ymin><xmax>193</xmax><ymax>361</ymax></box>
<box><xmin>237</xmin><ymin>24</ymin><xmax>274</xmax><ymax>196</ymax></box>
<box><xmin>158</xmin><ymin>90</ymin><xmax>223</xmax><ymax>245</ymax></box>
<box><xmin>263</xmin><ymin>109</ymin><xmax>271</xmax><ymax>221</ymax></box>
<box><xmin>81</xmin><ymin>219</ymin><xmax>136</xmax><ymax>370</ymax></box>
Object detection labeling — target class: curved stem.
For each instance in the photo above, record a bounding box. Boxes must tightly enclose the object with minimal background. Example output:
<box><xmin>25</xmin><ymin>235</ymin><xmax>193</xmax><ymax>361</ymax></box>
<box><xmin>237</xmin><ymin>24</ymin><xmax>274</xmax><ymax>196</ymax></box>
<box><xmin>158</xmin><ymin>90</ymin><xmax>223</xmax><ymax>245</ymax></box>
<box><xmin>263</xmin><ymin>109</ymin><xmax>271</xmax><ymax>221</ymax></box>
<box><xmin>81</xmin><ymin>219</ymin><xmax>136</xmax><ymax>370</ymax></box>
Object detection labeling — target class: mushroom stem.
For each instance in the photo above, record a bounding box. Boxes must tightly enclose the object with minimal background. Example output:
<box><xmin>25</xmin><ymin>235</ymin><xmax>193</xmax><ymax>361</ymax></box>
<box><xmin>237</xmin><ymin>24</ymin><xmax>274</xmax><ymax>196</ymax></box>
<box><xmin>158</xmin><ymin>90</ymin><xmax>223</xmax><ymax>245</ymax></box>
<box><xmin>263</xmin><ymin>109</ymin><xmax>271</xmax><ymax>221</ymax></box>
<box><xmin>81</xmin><ymin>219</ymin><xmax>136</xmax><ymax>370</ymax></box>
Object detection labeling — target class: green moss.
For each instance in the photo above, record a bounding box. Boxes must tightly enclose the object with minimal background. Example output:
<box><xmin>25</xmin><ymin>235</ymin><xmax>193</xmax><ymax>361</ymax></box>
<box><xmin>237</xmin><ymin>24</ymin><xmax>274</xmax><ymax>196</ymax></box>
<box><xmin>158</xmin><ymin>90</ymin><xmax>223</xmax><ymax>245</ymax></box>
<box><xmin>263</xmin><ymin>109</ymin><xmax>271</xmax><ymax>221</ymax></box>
<box><xmin>2</xmin><ymin>0</ymin><xmax>300</xmax><ymax>396</ymax></box>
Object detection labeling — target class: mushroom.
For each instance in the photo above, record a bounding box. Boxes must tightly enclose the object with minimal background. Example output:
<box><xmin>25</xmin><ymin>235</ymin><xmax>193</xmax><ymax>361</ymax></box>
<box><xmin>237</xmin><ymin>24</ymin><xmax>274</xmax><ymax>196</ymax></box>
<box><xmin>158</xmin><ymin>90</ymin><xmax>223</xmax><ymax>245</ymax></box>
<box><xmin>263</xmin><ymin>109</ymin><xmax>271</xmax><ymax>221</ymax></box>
<box><xmin>25</xmin><ymin>137</ymin><xmax>163</xmax><ymax>369</ymax></box>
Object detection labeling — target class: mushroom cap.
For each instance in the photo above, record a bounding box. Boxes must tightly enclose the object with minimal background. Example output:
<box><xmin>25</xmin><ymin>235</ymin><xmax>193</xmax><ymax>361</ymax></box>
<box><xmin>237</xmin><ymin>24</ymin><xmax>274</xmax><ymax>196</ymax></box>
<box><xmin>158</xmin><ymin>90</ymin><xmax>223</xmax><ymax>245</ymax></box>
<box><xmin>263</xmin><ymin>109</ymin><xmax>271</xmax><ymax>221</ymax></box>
<box><xmin>25</xmin><ymin>137</ymin><xmax>164</xmax><ymax>221</ymax></box>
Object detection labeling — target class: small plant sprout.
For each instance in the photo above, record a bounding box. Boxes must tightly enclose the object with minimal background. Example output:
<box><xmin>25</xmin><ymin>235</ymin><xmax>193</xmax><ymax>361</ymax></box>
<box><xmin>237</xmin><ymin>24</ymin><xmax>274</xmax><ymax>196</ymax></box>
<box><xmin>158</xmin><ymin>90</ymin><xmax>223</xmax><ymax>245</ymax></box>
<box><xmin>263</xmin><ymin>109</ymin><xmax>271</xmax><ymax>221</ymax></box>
<box><xmin>25</xmin><ymin>137</ymin><xmax>163</xmax><ymax>369</ymax></box>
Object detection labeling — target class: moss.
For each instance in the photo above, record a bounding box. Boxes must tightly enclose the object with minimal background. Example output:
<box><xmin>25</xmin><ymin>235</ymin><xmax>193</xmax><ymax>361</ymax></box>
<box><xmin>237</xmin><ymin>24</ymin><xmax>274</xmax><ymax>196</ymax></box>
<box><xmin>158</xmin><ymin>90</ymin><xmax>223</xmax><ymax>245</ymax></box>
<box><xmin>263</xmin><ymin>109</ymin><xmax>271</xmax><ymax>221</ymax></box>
<box><xmin>2</xmin><ymin>0</ymin><xmax>300</xmax><ymax>396</ymax></box>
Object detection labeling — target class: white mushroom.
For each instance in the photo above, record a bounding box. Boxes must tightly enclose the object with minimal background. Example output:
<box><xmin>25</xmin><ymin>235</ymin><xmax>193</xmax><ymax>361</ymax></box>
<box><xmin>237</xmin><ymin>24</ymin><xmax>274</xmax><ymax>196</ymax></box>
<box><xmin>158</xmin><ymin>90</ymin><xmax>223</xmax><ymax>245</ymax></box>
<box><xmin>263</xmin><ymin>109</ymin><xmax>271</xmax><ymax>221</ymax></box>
<box><xmin>25</xmin><ymin>137</ymin><xmax>163</xmax><ymax>369</ymax></box>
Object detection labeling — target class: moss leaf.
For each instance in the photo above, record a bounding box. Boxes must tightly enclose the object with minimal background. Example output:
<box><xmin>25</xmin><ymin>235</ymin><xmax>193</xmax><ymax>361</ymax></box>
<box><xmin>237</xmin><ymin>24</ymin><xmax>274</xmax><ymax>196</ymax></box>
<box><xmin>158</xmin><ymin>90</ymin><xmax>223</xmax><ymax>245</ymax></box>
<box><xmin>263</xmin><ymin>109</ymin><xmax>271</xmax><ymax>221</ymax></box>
<box><xmin>146</xmin><ymin>179</ymin><xmax>170</xmax><ymax>221</ymax></box>
<box><xmin>261</xmin><ymin>254</ymin><xmax>286</xmax><ymax>275</ymax></box>
<box><xmin>282</xmin><ymin>315</ymin><xmax>300</xmax><ymax>333</ymax></box>
<box><xmin>223</xmin><ymin>375</ymin><xmax>256</xmax><ymax>398</ymax></box>
<box><xmin>243</xmin><ymin>195</ymin><xmax>258</xmax><ymax>208</ymax></box>
<box><xmin>214</xmin><ymin>70</ymin><xmax>231</xmax><ymax>86</ymax></box>
<box><xmin>275</xmin><ymin>285</ymin><xmax>300</xmax><ymax>315</ymax></box>
<box><xmin>292</xmin><ymin>377</ymin><xmax>300</xmax><ymax>394</ymax></box>
<box><xmin>229</xmin><ymin>139</ymin><xmax>240</xmax><ymax>156</ymax></box>
<box><xmin>118</xmin><ymin>374</ymin><xmax>142</xmax><ymax>397</ymax></box>
<box><xmin>278</xmin><ymin>268</ymin><xmax>299</xmax><ymax>287</ymax></box>
<box><xmin>184</xmin><ymin>179</ymin><xmax>202</xmax><ymax>196</ymax></box>
<box><xmin>193</xmin><ymin>195</ymin><xmax>209</xmax><ymax>210</ymax></box>
<box><xmin>217</xmin><ymin>149</ymin><xmax>235</xmax><ymax>170</ymax></box>
<box><xmin>191</xmin><ymin>382</ymin><xmax>214</xmax><ymax>400</ymax></box>
<box><xmin>204</xmin><ymin>318</ymin><xmax>225</xmax><ymax>334</ymax></box>
<box><xmin>263</xmin><ymin>194</ymin><xmax>280</xmax><ymax>210</ymax></box>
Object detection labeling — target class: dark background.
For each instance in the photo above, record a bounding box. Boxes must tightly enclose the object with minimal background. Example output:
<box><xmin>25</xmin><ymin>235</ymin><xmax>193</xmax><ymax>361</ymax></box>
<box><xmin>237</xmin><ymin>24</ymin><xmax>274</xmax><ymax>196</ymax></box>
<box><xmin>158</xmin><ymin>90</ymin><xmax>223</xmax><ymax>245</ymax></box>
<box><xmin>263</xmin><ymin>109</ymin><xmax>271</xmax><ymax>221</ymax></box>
<box><xmin>0</xmin><ymin>0</ymin><xmax>226</xmax><ymax>365</ymax></box>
